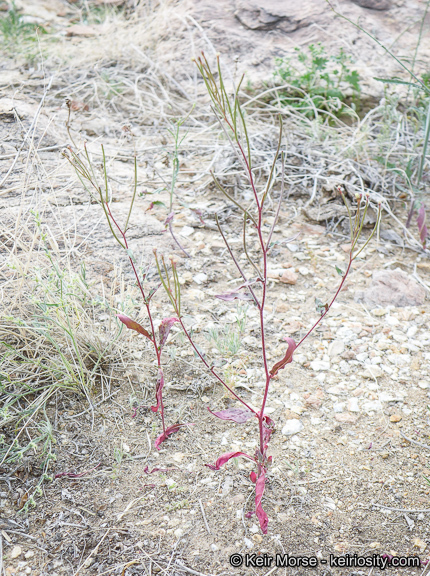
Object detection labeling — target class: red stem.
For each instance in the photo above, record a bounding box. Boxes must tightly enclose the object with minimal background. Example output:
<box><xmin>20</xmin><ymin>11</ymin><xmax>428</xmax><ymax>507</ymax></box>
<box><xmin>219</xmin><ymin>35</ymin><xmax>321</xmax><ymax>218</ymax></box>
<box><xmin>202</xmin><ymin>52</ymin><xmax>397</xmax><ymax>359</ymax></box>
<box><xmin>105</xmin><ymin>201</ymin><xmax>166</xmax><ymax>433</ymax></box>
<box><xmin>296</xmin><ymin>254</ymin><xmax>353</xmax><ymax>349</ymax></box>
<box><xmin>177</xmin><ymin>318</ymin><xmax>258</xmax><ymax>416</ymax></box>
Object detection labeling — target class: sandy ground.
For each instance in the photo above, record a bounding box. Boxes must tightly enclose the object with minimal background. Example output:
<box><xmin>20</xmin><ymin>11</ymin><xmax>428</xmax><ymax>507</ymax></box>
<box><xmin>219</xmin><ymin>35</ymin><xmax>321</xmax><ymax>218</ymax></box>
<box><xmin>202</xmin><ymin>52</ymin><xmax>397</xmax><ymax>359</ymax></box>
<box><xmin>1</xmin><ymin>1</ymin><xmax>430</xmax><ymax>575</ymax></box>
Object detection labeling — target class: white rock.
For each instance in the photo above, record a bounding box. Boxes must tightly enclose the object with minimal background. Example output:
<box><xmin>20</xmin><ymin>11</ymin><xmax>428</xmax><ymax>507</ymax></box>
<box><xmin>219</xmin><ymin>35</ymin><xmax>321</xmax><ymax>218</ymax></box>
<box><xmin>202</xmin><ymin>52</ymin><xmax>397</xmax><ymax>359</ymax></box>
<box><xmin>11</xmin><ymin>546</ymin><xmax>22</xmax><ymax>559</ymax></box>
<box><xmin>381</xmin><ymin>364</ymin><xmax>393</xmax><ymax>375</ymax></box>
<box><xmin>362</xmin><ymin>400</ymin><xmax>380</xmax><ymax>412</ymax></box>
<box><xmin>356</xmin><ymin>352</ymin><xmax>369</xmax><ymax>362</ymax></box>
<box><xmin>179</xmin><ymin>225</ymin><xmax>194</xmax><ymax>237</ymax></box>
<box><xmin>174</xmin><ymin>528</ymin><xmax>184</xmax><ymax>539</ymax></box>
<box><xmin>386</xmin><ymin>315</ymin><xmax>399</xmax><ymax>326</ymax></box>
<box><xmin>379</xmin><ymin>392</ymin><xmax>403</xmax><ymax>402</ymax></box>
<box><xmin>328</xmin><ymin>340</ymin><xmax>344</xmax><ymax>357</ymax></box>
<box><xmin>310</xmin><ymin>360</ymin><xmax>330</xmax><ymax>371</ymax></box>
<box><xmin>250</xmin><ymin>524</ymin><xmax>259</xmax><ymax>534</ymax></box>
<box><xmin>408</xmin><ymin>343</ymin><xmax>421</xmax><ymax>353</ymax></box>
<box><xmin>244</xmin><ymin>537</ymin><xmax>254</xmax><ymax>548</ymax></box>
<box><xmin>363</xmin><ymin>365</ymin><xmax>383</xmax><ymax>378</ymax></box>
<box><xmin>299</xmin><ymin>266</ymin><xmax>310</xmax><ymax>275</ymax></box>
<box><xmin>339</xmin><ymin>360</ymin><xmax>350</xmax><ymax>374</ymax></box>
<box><xmin>418</xmin><ymin>381</ymin><xmax>429</xmax><ymax>389</ymax></box>
<box><xmin>211</xmin><ymin>544</ymin><xmax>219</xmax><ymax>551</ymax></box>
<box><xmin>294</xmin><ymin>353</ymin><xmax>307</xmax><ymax>365</ymax></box>
<box><xmin>348</xmin><ymin>398</ymin><xmax>360</xmax><ymax>412</ymax></box>
<box><xmin>407</xmin><ymin>325</ymin><xmax>418</xmax><ymax>338</ymax></box>
<box><xmin>193</xmin><ymin>273</ymin><xmax>207</xmax><ymax>285</ymax></box>
<box><xmin>282</xmin><ymin>419</ymin><xmax>304</xmax><ymax>436</ymax></box>
<box><xmin>333</xmin><ymin>402</ymin><xmax>345</xmax><ymax>413</ymax></box>
<box><xmin>24</xmin><ymin>551</ymin><xmax>34</xmax><ymax>560</ymax></box>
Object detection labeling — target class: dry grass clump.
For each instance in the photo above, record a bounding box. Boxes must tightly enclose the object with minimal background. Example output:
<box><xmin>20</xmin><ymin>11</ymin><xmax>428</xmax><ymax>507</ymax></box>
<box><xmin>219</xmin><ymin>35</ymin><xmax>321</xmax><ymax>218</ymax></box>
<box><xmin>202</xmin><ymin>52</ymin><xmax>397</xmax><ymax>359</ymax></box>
<box><xmin>0</xmin><ymin>208</ymin><xmax>135</xmax><ymax>495</ymax></box>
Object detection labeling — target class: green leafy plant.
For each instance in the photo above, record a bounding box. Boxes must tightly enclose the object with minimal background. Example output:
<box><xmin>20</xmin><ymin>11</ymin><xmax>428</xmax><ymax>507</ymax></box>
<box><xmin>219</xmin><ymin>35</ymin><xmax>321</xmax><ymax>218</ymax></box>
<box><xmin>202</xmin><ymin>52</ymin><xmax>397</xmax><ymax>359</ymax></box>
<box><xmin>205</xmin><ymin>303</ymin><xmax>248</xmax><ymax>357</ymax></box>
<box><xmin>0</xmin><ymin>2</ymin><xmax>44</xmax><ymax>47</ymax></box>
<box><xmin>328</xmin><ymin>2</ymin><xmax>430</xmax><ymax>248</ymax></box>
<box><xmin>274</xmin><ymin>43</ymin><xmax>361</xmax><ymax>118</ymax></box>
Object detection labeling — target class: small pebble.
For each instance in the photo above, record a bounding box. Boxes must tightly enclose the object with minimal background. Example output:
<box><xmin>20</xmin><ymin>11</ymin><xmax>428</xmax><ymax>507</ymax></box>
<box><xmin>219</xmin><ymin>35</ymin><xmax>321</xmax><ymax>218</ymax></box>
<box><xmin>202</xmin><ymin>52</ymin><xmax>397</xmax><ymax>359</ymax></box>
<box><xmin>310</xmin><ymin>360</ymin><xmax>330</xmax><ymax>372</ymax></box>
<box><xmin>347</xmin><ymin>398</ymin><xmax>360</xmax><ymax>412</ymax></box>
<box><xmin>280</xmin><ymin>269</ymin><xmax>297</xmax><ymax>284</ymax></box>
<box><xmin>179</xmin><ymin>225</ymin><xmax>194</xmax><ymax>237</ymax></box>
<box><xmin>328</xmin><ymin>340</ymin><xmax>344</xmax><ymax>357</ymax></box>
<box><xmin>193</xmin><ymin>272</ymin><xmax>207</xmax><ymax>285</ymax></box>
<box><xmin>10</xmin><ymin>546</ymin><xmax>22</xmax><ymax>559</ymax></box>
<box><xmin>390</xmin><ymin>414</ymin><xmax>402</xmax><ymax>423</ymax></box>
<box><xmin>282</xmin><ymin>419</ymin><xmax>304</xmax><ymax>436</ymax></box>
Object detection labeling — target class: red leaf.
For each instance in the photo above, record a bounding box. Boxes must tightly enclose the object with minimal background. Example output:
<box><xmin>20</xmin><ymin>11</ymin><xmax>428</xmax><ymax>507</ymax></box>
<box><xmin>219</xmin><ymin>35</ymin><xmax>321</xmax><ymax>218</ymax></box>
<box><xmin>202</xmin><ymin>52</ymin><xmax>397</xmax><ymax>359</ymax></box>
<box><xmin>143</xmin><ymin>466</ymin><xmax>177</xmax><ymax>474</ymax></box>
<box><xmin>158</xmin><ymin>317</ymin><xmax>179</xmax><ymax>351</ymax></box>
<box><xmin>207</xmin><ymin>407</ymin><xmax>254</xmax><ymax>423</ymax></box>
<box><xmin>417</xmin><ymin>205</ymin><xmax>428</xmax><ymax>248</ymax></box>
<box><xmin>250</xmin><ymin>471</ymin><xmax>257</xmax><ymax>483</ymax></box>
<box><xmin>154</xmin><ymin>423</ymin><xmax>193</xmax><ymax>450</ymax></box>
<box><xmin>269</xmin><ymin>337</ymin><xmax>296</xmax><ymax>376</ymax></box>
<box><xmin>164</xmin><ymin>211</ymin><xmax>175</xmax><ymax>226</ymax></box>
<box><xmin>54</xmin><ymin>463</ymin><xmax>100</xmax><ymax>479</ymax></box>
<box><xmin>151</xmin><ymin>368</ymin><xmax>165</xmax><ymax>413</ymax></box>
<box><xmin>117</xmin><ymin>314</ymin><xmax>152</xmax><ymax>341</ymax></box>
<box><xmin>261</xmin><ymin>415</ymin><xmax>275</xmax><ymax>447</ymax></box>
<box><xmin>255</xmin><ymin>472</ymin><xmax>268</xmax><ymax>534</ymax></box>
<box><xmin>205</xmin><ymin>451</ymin><xmax>254</xmax><ymax>471</ymax></box>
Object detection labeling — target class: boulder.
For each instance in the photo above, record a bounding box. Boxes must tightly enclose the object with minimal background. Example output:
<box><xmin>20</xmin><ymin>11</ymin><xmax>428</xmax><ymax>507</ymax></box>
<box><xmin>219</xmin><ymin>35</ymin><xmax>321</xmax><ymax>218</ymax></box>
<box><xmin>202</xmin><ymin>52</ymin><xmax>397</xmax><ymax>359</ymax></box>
<box><xmin>355</xmin><ymin>269</ymin><xmax>425</xmax><ymax>308</ymax></box>
<box><xmin>350</xmin><ymin>0</ymin><xmax>391</xmax><ymax>10</ymax></box>
<box><xmin>234</xmin><ymin>0</ymin><xmax>326</xmax><ymax>32</ymax></box>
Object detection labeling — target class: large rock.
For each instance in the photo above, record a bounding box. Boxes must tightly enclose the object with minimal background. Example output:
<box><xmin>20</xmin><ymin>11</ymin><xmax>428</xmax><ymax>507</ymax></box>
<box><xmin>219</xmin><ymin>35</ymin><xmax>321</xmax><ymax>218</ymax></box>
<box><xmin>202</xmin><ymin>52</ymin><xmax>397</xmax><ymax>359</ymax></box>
<box><xmin>350</xmin><ymin>0</ymin><xmax>391</xmax><ymax>9</ymax></box>
<box><xmin>234</xmin><ymin>0</ymin><xmax>326</xmax><ymax>32</ymax></box>
<box><xmin>355</xmin><ymin>269</ymin><xmax>426</xmax><ymax>308</ymax></box>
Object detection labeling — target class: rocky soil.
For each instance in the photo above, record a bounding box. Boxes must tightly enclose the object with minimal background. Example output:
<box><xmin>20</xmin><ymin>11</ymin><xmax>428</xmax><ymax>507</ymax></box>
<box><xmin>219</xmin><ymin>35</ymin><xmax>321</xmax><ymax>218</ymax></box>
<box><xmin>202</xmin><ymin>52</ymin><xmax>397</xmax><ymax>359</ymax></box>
<box><xmin>1</xmin><ymin>1</ymin><xmax>430</xmax><ymax>576</ymax></box>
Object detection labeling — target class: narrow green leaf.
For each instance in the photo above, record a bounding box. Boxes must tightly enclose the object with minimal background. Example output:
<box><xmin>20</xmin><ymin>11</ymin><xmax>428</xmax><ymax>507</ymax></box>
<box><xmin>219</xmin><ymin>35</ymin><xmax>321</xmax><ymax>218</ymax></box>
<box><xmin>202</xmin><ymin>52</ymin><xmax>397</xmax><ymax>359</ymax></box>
<box><xmin>335</xmin><ymin>265</ymin><xmax>344</xmax><ymax>276</ymax></box>
<box><xmin>373</xmin><ymin>77</ymin><xmax>421</xmax><ymax>88</ymax></box>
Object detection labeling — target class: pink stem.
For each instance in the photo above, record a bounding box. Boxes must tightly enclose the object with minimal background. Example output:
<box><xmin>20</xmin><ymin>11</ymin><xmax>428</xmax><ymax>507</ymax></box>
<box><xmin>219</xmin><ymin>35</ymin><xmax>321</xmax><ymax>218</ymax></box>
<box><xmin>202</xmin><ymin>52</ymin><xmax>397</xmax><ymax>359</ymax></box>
<box><xmin>177</xmin><ymin>318</ymin><xmax>258</xmax><ymax>416</ymax></box>
<box><xmin>105</xmin><ymin>201</ymin><xmax>166</xmax><ymax>433</ymax></box>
